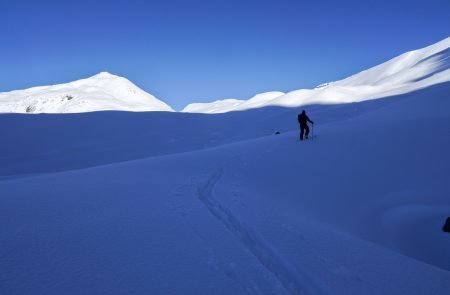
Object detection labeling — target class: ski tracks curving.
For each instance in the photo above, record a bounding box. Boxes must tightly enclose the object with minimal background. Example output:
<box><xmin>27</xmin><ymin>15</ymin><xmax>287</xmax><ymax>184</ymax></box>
<box><xmin>198</xmin><ymin>169</ymin><xmax>328</xmax><ymax>295</ymax></box>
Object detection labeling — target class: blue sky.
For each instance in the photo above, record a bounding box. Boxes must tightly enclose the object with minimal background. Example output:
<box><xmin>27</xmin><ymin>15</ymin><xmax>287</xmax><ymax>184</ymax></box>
<box><xmin>1</xmin><ymin>0</ymin><xmax>449</xmax><ymax>110</ymax></box>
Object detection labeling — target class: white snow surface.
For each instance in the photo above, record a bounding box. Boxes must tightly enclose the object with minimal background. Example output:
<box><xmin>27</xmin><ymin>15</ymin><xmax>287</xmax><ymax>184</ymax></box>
<box><xmin>1</xmin><ymin>82</ymin><xmax>450</xmax><ymax>294</ymax></box>
<box><xmin>183</xmin><ymin>37</ymin><xmax>450</xmax><ymax>113</ymax></box>
<box><xmin>183</xmin><ymin>91</ymin><xmax>285</xmax><ymax>113</ymax></box>
<box><xmin>0</xmin><ymin>72</ymin><xmax>174</xmax><ymax>113</ymax></box>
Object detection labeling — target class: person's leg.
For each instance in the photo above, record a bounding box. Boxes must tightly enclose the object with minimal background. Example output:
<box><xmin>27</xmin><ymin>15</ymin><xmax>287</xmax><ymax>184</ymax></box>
<box><xmin>300</xmin><ymin>126</ymin><xmax>304</xmax><ymax>140</ymax></box>
<box><xmin>305</xmin><ymin>125</ymin><xmax>310</xmax><ymax>139</ymax></box>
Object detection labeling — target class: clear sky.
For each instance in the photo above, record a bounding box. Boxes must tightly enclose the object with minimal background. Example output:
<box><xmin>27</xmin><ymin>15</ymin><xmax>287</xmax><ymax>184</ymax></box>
<box><xmin>1</xmin><ymin>0</ymin><xmax>449</xmax><ymax>110</ymax></box>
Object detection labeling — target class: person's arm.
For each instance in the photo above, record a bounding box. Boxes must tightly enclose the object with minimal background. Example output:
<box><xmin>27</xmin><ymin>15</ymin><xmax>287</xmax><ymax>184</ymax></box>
<box><xmin>307</xmin><ymin>116</ymin><xmax>314</xmax><ymax>124</ymax></box>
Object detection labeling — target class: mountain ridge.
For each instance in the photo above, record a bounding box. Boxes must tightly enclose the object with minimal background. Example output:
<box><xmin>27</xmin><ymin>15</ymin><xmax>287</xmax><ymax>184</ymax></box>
<box><xmin>1</xmin><ymin>37</ymin><xmax>448</xmax><ymax>114</ymax></box>
<box><xmin>182</xmin><ymin>37</ymin><xmax>450</xmax><ymax>113</ymax></box>
<box><xmin>0</xmin><ymin>72</ymin><xmax>174</xmax><ymax>113</ymax></box>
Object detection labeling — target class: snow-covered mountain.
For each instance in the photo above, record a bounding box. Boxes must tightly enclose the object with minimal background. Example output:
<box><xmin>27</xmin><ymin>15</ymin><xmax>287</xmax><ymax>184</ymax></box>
<box><xmin>183</xmin><ymin>37</ymin><xmax>450</xmax><ymax>113</ymax></box>
<box><xmin>183</xmin><ymin>91</ymin><xmax>285</xmax><ymax>114</ymax></box>
<box><xmin>0</xmin><ymin>72</ymin><xmax>174</xmax><ymax>113</ymax></box>
<box><xmin>2</xmin><ymin>38</ymin><xmax>447</xmax><ymax>115</ymax></box>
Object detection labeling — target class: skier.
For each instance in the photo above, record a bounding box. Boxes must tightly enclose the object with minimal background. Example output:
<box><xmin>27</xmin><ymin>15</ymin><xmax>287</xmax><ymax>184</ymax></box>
<box><xmin>298</xmin><ymin>110</ymin><xmax>314</xmax><ymax>140</ymax></box>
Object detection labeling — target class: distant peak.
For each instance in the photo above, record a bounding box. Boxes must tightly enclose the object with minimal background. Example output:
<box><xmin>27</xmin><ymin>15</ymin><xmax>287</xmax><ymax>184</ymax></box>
<box><xmin>90</xmin><ymin>72</ymin><xmax>120</xmax><ymax>79</ymax></box>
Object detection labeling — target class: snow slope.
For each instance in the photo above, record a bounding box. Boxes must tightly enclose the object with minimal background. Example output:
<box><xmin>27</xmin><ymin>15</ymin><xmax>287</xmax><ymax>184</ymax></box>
<box><xmin>183</xmin><ymin>91</ymin><xmax>285</xmax><ymax>113</ymax></box>
<box><xmin>0</xmin><ymin>72</ymin><xmax>174</xmax><ymax>113</ymax></box>
<box><xmin>1</xmin><ymin>81</ymin><xmax>450</xmax><ymax>294</ymax></box>
<box><xmin>182</xmin><ymin>37</ymin><xmax>450</xmax><ymax>113</ymax></box>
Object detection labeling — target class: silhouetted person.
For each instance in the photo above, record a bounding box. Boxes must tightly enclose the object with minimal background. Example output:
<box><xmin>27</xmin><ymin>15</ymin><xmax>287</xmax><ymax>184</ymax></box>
<box><xmin>298</xmin><ymin>110</ymin><xmax>314</xmax><ymax>140</ymax></box>
<box><xmin>443</xmin><ymin>217</ymin><xmax>450</xmax><ymax>232</ymax></box>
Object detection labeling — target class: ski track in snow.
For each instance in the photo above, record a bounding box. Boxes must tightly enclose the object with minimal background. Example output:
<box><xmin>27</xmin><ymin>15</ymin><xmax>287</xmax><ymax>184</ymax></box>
<box><xmin>168</xmin><ymin>177</ymin><xmax>285</xmax><ymax>295</ymax></box>
<box><xmin>198</xmin><ymin>169</ymin><xmax>328</xmax><ymax>295</ymax></box>
<box><xmin>191</xmin><ymin>228</ymin><xmax>268</xmax><ymax>295</ymax></box>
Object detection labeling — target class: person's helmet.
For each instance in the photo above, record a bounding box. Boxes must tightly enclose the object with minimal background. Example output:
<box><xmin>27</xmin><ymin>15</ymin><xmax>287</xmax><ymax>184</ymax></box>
<box><xmin>301</xmin><ymin>110</ymin><xmax>306</xmax><ymax>114</ymax></box>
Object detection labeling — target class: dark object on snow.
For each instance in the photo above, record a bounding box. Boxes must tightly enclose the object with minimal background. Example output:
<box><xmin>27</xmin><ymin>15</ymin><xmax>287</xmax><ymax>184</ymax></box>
<box><xmin>297</xmin><ymin>110</ymin><xmax>314</xmax><ymax>140</ymax></box>
<box><xmin>275</xmin><ymin>131</ymin><xmax>280</xmax><ymax>135</ymax></box>
<box><xmin>443</xmin><ymin>217</ymin><xmax>450</xmax><ymax>232</ymax></box>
